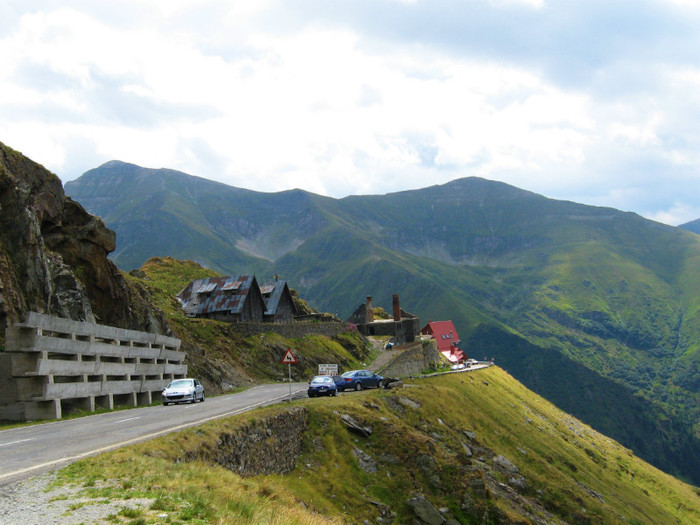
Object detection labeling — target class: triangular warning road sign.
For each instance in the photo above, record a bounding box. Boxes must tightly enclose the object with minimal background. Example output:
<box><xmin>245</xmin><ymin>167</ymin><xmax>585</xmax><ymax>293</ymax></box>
<box><xmin>281</xmin><ymin>348</ymin><xmax>297</xmax><ymax>364</ymax></box>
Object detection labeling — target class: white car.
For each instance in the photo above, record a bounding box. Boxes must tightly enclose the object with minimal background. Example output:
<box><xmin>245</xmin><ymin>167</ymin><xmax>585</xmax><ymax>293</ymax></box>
<box><xmin>450</xmin><ymin>363</ymin><xmax>466</xmax><ymax>370</ymax></box>
<box><xmin>466</xmin><ymin>359</ymin><xmax>479</xmax><ymax>365</ymax></box>
<box><xmin>162</xmin><ymin>378</ymin><xmax>205</xmax><ymax>405</ymax></box>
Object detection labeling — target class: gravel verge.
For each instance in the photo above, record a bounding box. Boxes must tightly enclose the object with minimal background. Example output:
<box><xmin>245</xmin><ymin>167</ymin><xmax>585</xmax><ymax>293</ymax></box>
<box><xmin>0</xmin><ymin>472</ymin><xmax>156</xmax><ymax>524</ymax></box>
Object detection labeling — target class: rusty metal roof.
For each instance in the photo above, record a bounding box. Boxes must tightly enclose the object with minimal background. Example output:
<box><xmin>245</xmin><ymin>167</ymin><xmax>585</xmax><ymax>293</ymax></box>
<box><xmin>260</xmin><ymin>283</ymin><xmax>275</xmax><ymax>295</ymax></box>
<box><xmin>177</xmin><ymin>275</ymin><xmax>256</xmax><ymax>317</ymax></box>
<box><xmin>195</xmin><ymin>282</ymin><xmax>218</xmax><ymax>294</ymax></box>
<box><xmin>261</xmin><ymin>280</ymin><xmax>291</xmax><ymax>316</ymax></box>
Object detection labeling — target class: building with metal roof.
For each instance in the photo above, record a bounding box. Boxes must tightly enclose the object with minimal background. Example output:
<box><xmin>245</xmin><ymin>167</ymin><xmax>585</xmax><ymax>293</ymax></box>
<box><xmin>260</xmin><ymin>280</ymin><xmax>298</xmax><ymax>323</ymax></box>
<box><xmin>176</xmin><ymin>275</ymin><xmax>266</xmax><ymax>322</ymax></box>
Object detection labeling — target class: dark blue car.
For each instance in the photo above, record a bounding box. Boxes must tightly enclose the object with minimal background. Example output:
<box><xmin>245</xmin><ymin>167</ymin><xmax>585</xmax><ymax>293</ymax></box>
<box><xmin>307</xmin><ymin>375</ymin><xmax>338</xmax><ymax>397</ymax></box>
<box><xmin>341</xmin><ymin>370</ymin><xmax>384</xmax><ymax>391</ymax></box>
<box><xmin>330</xmin><ymin>375</ymin><xmax>346</xmax><ymax>392</ymax></box>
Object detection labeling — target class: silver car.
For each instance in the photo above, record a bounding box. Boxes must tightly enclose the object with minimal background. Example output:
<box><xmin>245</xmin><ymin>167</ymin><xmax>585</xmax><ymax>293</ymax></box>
<box><xmin>162</xmin><ymin>378</ymin><xmax>205</xmax><ymax>405</ymax></box>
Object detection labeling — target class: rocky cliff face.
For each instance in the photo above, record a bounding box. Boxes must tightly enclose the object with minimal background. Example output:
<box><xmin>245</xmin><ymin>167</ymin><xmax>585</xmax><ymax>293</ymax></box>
<box><xmin>0</xmin><ymin>141</ymin><xmax>167</xmax><ymax>343</ymax></box>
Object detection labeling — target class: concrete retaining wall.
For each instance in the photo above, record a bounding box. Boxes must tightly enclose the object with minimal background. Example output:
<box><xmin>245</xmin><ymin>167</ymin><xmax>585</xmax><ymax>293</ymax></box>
<box><xmin>0</xmin><ymin>312</ymin><xmax>185</xmax><ymax>421</ymax></box>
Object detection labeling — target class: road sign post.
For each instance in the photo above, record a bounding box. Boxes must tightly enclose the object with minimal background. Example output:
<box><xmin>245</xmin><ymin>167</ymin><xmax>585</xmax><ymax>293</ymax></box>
<box><xmin>281</xmin><ymin>348</ymin><xmax>297</xmax><ymax>402</ymax></box>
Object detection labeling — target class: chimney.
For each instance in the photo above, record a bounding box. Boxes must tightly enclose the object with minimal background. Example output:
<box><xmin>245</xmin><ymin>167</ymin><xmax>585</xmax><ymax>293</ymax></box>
<box><xmin>366</xmin><ymin>296</ymin><xmax>374</xmax><ymax>323</ymax></box>
<box><xmin>392</xmin><ymin>294</ymin><xmax>401</xmax><ymax>321</ymax></box>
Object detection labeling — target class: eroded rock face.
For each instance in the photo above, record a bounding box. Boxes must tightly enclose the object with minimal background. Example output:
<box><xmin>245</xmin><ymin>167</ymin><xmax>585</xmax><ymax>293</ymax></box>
<box><xmin>0</xmin><ymin>142</ymin><xmax>167</xmax><ymax>337</ymax></box>
<box><xmin>183</xmin><ymin>406</ymin><xmax>309</xmax><ymax>476</ymax></box>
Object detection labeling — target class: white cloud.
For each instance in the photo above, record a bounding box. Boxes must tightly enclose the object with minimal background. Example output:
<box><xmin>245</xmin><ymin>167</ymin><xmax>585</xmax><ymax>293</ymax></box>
<box><xmin>1</xmin><ymin>1</ymin><xmax>699</xmax><ymax>224</ymax></box>
<box><xmin>649</xmin><ymin>202</ymin><xmax>700</xmax><ymax>226</ymax></box>
<box><xmin>666</xmin><ymin>0</ymin><xmax>700</xmax><ymax>7</ymax></box>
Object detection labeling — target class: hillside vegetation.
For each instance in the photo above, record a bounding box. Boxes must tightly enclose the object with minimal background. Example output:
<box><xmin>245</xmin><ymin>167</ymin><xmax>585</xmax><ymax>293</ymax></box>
<box><xmin>54</xmin><ymin>367</ymin><xmax>700</xmax><ymax>524</ymax></box>
<box><xmin>66</xmin><ymin>161</ymin><xmax>700</xmax><ymax>484</ymax></box>
<box><xmin>125</xmin><ymin>257</ymin><xmax>372</xmax><ymax>392</ymax></box>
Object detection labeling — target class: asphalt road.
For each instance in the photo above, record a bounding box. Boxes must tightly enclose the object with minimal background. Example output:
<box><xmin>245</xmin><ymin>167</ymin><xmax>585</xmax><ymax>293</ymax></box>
<box><xmin>0</xmin><ymin>382</ymin><xmax>307</xmax><ymax>487</ymax></box>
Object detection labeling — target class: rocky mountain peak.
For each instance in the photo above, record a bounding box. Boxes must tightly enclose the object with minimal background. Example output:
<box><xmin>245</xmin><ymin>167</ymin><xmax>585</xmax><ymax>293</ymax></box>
<box><xmin>0</xmin><ymin>141</ymin><xmax>167</xmax><ymax>341</ymax></box>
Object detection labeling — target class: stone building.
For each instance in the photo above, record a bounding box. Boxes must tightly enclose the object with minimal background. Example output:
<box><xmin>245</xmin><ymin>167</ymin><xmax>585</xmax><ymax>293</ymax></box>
<box><xmin>347</xmin><ymin>294</ymin><xmax>420</xmax><ymax>345</ymax></box>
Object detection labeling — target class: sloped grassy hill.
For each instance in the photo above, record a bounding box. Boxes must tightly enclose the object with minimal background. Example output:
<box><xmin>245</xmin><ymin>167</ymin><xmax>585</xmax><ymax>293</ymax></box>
<box><xmin>56</xmin><ymin>367</ymin><xmax>700</xmax><ymax>524</ymax></box>
<box><xmin>680</xmin><ymin>219</ymin><xmax>700</xmax><ymax>235</ymax></box>
<box><xmin>126</xmin><ymin>256</ymin><xmax>372</xmax><ymax>392</ymax></box>
<box><xmin>66</xmin><ymin>161</ymin><xmax>700</xmax><ymax>485</ymax></box>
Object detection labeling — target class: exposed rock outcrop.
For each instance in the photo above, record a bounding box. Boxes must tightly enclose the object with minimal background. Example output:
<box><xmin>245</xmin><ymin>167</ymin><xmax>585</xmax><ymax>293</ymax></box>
<box><xmin>0</xmin><ymin>141</ymin><xmax>168</xmax><ymax>343</ymax></box>
<box><xmin>182</xmin><ymin>406</ymin><xmax>309</xmax><ymax>476</ymax></box>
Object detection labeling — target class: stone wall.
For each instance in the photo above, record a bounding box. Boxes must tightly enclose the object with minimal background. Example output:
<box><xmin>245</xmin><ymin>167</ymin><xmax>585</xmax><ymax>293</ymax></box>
<box><xmin>183</xmin><ymin>406</ymin><xmax>309</xmax><ymax>476</ymax></box>
<box><xmin>355</xmin><ymin>317</ymin><xmax>421</xmax><ymax>346</ymax></box>
<box><xmin>377</xmin><ymin>339</ymin><xmax>442</xmax><ymax>378</ymax></box>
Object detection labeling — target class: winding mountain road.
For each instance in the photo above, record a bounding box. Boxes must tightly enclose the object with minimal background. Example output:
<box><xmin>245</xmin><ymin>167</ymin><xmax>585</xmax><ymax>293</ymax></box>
<box><xmin>0</xmin><ymin>382</ymin><xmax>307</xmax><ymax>487</ymax></box>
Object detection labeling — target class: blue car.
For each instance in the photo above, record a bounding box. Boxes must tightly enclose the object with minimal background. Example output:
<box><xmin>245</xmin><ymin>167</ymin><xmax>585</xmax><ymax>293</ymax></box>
<box><xmin>307</xmin><ymin>375</ymin><xmax>338</xmax><ymax>397</ymax></box>
<box><xmin>330</xmin><ymin>375</ymin><xmax>346</xmax><ymax>392</ymax></box>
<box><xmin>341</xmin><ymin>370</ymin><xmax>384</xmax><ymax>391</ymax></box>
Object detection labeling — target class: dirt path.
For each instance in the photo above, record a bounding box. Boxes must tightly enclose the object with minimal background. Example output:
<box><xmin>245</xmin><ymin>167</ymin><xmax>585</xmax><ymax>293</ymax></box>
<box><xmin>367</xmin><ymin>347</ymin><xmax>402</xmax><ymax>373</ymax></box>
<box><xmin>366</xmin><ymin>338</ymin><xmax>423</xmax><ymax>373</ymax></box>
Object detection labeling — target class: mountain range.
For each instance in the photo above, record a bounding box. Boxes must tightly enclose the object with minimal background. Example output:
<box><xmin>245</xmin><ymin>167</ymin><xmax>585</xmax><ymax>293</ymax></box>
<box><xmin>681</xmin><ymin>218</ymin><xmax>700</xmax><ymax>235</ymax></box>
<box><xmin>65</xmin><ymin>160</ymin><xmax>700</xmax><ymax>484</ymax></box>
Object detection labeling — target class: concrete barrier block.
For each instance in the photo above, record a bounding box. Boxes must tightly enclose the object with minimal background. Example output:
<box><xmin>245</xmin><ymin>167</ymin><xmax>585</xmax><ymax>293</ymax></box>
<box><xmin>4</xmin><ymin>312</ymin><xmax>185</xmax><ymax>420</ymax></box>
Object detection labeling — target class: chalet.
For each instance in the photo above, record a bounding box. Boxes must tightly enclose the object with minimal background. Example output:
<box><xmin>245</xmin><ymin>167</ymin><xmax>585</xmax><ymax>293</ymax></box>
<box><xmin>347</xmin><ymin>294</ymin><xmax>420</xmax><ymax>345</ymax></box>
<box><xmin>176</xmin><ymin>275</ymin><xmax>266</xmax><ymax>322</ymax></box>
<box><xmin>260</xmin><ymin>280</ymin><xmax>298</xmax><ymax>323</ymax></box>
<box><xmin>420</xmin><ymin>320</ymin><xmax>465</xmax><ymax>363</ymax></box>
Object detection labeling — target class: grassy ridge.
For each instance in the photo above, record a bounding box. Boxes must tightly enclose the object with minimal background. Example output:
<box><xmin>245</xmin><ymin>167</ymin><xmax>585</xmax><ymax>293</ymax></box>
<box><xmin>465</xmin><ymin>324</ymin><xmax>700</xmax><ymax>485</ymax></box>
<box><xmin>55</xmin><ymin>367</ymin><xmax>700</xmax><ymax>524</ymax></box>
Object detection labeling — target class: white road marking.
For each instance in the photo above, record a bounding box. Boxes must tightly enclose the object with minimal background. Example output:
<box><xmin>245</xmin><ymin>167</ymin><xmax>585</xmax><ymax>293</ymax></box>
<box><xmin>116</xmin><ymin>417</ymin><xmax>140</xmax><ymax>423</ymax></box>
<box><xmin>0</xmin><ymin>438</ymin><xmax>35</xmax><ymax>448</ymax></box>
<box><xmin>0</xmin><ymin>388</ymin><xmax>305</xmax><ymax>482</ymax></box>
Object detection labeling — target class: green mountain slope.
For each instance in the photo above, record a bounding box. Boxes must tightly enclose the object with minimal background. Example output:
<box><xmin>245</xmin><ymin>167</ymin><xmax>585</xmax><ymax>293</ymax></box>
<box><xmin>57</xmin><ymin>367</ymin><xmax>700</xmax><ymax>524</ymax></box>
<box><xmin>65</xmin><ymin>161</ymin><xmax>700</xmax><ymax>484</ymax></box>
<box><xmin>680</xmin><ymin>218</ymin><xmax>700</xmax><ymax>235</ymax></box>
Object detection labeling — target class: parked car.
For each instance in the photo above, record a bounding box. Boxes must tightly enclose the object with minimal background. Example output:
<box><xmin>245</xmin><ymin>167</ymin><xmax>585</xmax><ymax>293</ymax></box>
<box><xmin>308</xmin><ymin>375</ymin><xmax>338</xmax><ymax>397</ymax></box>
<box><xmin>341</xmin><ymin>370</ymin><xmax>384</xmax><ymax>391</ymax></box>
<box><xmin>330</xmin><ymin>374</ymin><xmax>347</xmax><ymax>392</ymax></box>
<box><xmin>385</xmin><ymin>342</ymin><xmax>395</xmax><ymax>349</ymax></box>
<box><xmin>466</xmin><ymin>359</ymin><xmax>479</xmax><ymax>365</ymax></box>
<box><xmin>451</xmin><ymin>363</ymin><xmax>466</xmax><ymax>370</ymax></box>
<box><xmin>162</xmin><ymin>378</ymin><xmax>205</xmax><ymax>405</ymax></box>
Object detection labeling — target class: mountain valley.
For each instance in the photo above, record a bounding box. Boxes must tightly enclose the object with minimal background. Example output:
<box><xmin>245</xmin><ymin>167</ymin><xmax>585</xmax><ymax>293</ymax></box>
<box><xmin>1</xmin><ymin>140</ymin><xmax>699</xmax><ymax>524</ymax></box>
<box><xmin>65</xmin><ymin>159</ymin><xmax>700</xmax><ymax>485</ymax></box>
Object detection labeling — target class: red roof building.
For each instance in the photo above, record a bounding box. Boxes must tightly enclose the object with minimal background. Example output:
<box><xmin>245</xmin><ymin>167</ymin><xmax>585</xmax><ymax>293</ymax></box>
<box><xmin>420</xmin><ymin>320</ymin><xmax>465</xmax><ymax>363</ymax></box>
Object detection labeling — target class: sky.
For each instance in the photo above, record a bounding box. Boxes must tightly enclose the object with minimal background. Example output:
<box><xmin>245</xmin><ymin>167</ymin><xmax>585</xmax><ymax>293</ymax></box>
<box><xmin>2</xmin><ymin>1</ymin><xmax>700</xmax><ymax>226</ymax></box>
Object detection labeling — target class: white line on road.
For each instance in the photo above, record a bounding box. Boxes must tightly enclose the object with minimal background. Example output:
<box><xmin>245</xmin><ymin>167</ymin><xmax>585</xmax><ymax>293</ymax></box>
<box><xmin>115</xmin><ymin>417</ymin><xmax>140</xmax><ymax>423</ymax></box>
<box><xmin>0</xmin><ymin>388</ymin><xmax>305</xmax><ymax>483</ymax></box>
<box><xmin>0</xmin><ymin>438</ymin><xmax>35</xmax><ymax>448</ymax></box>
